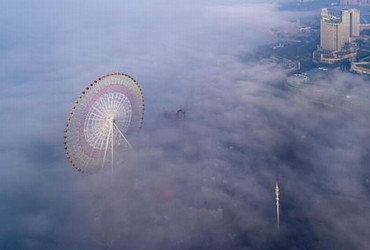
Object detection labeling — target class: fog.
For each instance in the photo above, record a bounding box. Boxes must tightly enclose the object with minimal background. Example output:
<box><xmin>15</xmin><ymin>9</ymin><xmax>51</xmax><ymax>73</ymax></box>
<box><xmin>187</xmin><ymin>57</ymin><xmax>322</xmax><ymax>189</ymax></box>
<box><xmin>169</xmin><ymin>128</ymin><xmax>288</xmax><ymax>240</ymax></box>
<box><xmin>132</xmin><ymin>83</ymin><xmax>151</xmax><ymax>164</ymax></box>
<box><xmin>0</xmin><ymin>1</ymin><xmax>369</xmax><ymax>249</ymax></box>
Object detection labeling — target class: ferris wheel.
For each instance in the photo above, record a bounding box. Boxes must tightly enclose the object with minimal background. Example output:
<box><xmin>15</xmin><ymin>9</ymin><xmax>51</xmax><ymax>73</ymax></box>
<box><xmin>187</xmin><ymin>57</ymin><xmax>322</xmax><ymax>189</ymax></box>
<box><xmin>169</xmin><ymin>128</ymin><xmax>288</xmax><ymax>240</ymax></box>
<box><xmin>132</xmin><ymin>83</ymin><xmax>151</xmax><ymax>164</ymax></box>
<box><xmin>64</xmin><ymin>73</ymin><xmax>144</xmax><ymax>173</ymax></box>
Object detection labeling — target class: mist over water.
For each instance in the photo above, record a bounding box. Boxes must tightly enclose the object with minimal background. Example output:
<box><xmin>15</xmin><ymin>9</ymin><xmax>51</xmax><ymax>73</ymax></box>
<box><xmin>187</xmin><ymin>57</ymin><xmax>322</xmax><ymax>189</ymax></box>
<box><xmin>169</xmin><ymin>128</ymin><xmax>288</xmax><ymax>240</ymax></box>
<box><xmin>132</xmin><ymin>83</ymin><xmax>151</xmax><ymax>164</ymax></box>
<box><xmin>0</xmin><ymin>1</ymin><xmax>370</xmax><ymax>249</ymax></box>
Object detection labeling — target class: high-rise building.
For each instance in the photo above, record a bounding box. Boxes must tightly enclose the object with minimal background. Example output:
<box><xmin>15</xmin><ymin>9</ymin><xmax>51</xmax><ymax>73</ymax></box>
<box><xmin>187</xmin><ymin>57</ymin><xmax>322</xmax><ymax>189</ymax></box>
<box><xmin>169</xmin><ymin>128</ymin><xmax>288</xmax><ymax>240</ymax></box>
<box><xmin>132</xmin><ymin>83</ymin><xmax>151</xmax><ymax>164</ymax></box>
<box><xmin>320</xmin><ymin>8</ymin><xmax>360</xmax><ymax>51</ymax></box>
<box><xmin>349</xmin><ymin>8</ymin><xmax>360</xmax><ymax>36</ymax></box>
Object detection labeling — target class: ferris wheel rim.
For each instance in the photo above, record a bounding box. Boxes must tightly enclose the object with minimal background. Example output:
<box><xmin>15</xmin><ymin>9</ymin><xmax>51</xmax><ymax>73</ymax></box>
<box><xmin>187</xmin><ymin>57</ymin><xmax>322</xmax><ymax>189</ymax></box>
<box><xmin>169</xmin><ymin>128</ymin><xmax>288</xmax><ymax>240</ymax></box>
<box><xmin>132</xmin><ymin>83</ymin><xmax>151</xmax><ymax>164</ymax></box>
<box><xmin>64</xmin><ymin>72</ymin><xmax>144</xmax><ymax>173</ymax></box>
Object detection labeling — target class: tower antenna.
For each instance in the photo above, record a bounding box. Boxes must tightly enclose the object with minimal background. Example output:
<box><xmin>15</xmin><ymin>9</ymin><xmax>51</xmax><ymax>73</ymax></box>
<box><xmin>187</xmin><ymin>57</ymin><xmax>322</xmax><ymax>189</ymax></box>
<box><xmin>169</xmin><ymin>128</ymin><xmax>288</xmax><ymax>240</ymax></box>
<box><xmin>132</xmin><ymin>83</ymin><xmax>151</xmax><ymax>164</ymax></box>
<box><xmin>275</xmin><ymin>182</ymin><xmax>280</xmax><ymax>230</ymax></box>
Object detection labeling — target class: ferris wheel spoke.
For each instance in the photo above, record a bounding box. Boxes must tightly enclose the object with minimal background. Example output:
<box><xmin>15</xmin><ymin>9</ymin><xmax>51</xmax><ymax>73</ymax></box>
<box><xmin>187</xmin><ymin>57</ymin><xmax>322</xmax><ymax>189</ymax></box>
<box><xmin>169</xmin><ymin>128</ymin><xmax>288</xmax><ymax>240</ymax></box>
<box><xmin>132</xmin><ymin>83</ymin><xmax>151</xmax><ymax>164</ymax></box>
<box><xmin>96</xmin><ymin>125</ymin><xmax>109</xmax><ymax>148</ymax></box>
<box><xmin>94</xmin><ymin>102</ymin><xmax>106</xmax><ymax>114</ymax></box>
<box><xmin>110</xmin><ymin>93</ymin><xmax>115</xmax><ymax>108</ymax></box>
<box><xmin>109</xmin><ymin>94</ymin><xmax>115</xmax><ymax>109</ymax></box>
<box><xmin>116</xmin><ymin>117</ymin><xmax>129</xmax><ymax>130</ymax></box>
<box><xmin>91</xmin><ymin>106</ymin><xmax>106</xmax><ymax>117</ymax></box>
<box><xmin>98</xmin><ymin>126</ymin><xmax>111</xmax><ymax>147</ymax></box>
<box><xmin>112</xmin><ymin>93</ymin><xmax>118</xmax><ymax>106</ymax></box>
<box><xmin>111</xmin><ymin>95</ymin><xmax>117</xmax><ymax>109</ymax></box>
<box><xmin>98</xmin><ymin>99</ymin><xmax>108</xmax><ymax>114</ymax></box>
<box><xmin>106</xmin><ymin>95</ymin><xmax>111</xmax><ymax>110</ymax></box>
<box><xmin>87</xmin><ymin>117</ymin><xmax>105</xmax><ymax>123</ymax></box>
<box><xmin>114</xmin><ymin>93</ymin><xmax>122</xmax><ymax>107</ymax></box>
<box><xmin>96</xmin><ymin>98</ymin><xmax>108</xmax><ymax>114</ymax></box>
<box><xmin>105</xmin><ymin>98</ymin><xmax>112</xmax><ymax>113</ymax></box>
<box><xmin>113</xmin><ymin>122</ymin><xmax>133</xmax><ymax>149</ymax></box>
<box><xmin>89</xmin><ymin>126</ymin><xmax>103</xmax><ymax>134</ymax></box>
<box><xmin>89</xmin><ymin>112</ymin><xmax>105</xmax><ymax>119</ymax></box>
<box><xmin>92</xmin><ymin>129</ymin><xmax>106</xmax><ymax>149</ymax></box>
<box><xmin>102</xmin><ymin>122</ymin><xmax>113</xmax><ymax>168</ymax></box>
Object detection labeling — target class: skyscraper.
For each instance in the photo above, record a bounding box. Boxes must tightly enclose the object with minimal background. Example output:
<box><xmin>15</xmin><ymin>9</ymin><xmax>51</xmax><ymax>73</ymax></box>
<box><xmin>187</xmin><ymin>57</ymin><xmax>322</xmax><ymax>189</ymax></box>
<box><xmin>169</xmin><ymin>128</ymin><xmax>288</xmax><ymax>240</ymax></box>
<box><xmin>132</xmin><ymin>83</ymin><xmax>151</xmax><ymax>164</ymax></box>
<box><xmin>349</xmin><ymin>8</ymin><xmax>360</xmax><ymax>37</ymax></box>
<box><xmin>320</xmin><ymin>8</ymin><xmax>360</xmax><ymax>51</ymax></box>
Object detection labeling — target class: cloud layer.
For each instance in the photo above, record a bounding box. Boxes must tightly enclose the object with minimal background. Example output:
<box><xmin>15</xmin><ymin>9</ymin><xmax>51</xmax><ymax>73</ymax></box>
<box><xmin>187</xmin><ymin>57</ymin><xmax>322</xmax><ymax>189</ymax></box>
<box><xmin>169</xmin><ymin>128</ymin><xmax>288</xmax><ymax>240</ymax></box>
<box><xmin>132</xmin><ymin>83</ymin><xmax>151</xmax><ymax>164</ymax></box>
<box><xmin>0</xmin><ymin>1</ymin><xmax>369</xmax><ymax>249</ymax></box>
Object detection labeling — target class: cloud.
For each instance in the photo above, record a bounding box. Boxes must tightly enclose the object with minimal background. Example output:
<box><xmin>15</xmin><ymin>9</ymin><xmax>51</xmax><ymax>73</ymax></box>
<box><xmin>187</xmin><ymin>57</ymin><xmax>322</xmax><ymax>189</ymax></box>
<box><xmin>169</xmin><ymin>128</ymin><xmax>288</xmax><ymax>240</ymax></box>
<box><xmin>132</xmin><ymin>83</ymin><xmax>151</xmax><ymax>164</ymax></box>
<box><xmin>0</xmin><ymin>0</ymin><xmax>370</xmax><ymax>249</ymax></box>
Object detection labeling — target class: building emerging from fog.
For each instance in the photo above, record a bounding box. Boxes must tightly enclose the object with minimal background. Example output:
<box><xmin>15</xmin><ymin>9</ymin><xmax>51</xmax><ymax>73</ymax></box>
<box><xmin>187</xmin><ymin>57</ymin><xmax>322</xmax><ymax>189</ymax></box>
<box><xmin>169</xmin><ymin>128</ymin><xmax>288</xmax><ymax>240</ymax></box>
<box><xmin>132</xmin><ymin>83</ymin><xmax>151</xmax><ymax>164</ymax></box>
<box><xmin>314</xmin><ymin>8</ymin><xmax>360</xmax><ymax>64</ymax></box>
<box><xmin>320</xmin><ymin>8</ymin><xmax>360</xmax><ymax>51</ymax></box>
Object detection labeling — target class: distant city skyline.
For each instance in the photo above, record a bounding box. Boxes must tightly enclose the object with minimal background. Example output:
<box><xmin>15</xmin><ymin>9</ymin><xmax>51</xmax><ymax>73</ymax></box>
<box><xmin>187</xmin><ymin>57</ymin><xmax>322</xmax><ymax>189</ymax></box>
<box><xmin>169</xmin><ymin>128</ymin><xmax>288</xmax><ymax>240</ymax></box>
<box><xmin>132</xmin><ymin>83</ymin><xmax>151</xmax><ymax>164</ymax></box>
<box><xmin>341</xmin><ymin>0</ymin><xmax>370</xmax><ymax>6</ymax></box>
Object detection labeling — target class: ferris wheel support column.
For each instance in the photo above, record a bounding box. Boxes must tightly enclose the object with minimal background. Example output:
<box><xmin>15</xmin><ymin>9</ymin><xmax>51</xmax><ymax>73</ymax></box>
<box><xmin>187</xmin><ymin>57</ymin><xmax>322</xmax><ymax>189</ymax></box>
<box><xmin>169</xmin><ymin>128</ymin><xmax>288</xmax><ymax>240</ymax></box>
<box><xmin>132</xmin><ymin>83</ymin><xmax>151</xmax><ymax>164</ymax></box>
<box><xmin>113</xmin><ymin>121</ymin><xmax>133</xmax><ymax>150</ymax></box>
<box><xmin>111</xmin><ymin>120</ymin><xmax>114</xmax><ymax>174</ymax></box>
<box><xmin>102</xmin><ymin>121</ymin><xmax>113</xmax><ymax>169</ymax></box>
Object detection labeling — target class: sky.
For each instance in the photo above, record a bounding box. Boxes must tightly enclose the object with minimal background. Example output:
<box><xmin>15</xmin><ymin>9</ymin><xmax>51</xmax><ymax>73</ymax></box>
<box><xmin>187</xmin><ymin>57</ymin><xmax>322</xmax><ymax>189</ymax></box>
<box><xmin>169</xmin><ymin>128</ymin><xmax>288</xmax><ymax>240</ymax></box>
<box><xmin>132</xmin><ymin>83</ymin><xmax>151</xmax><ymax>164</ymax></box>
<box><xmin>0</xmin><ymin>0</ymin><xmax>370</xmax><ymax>249</ymax></box>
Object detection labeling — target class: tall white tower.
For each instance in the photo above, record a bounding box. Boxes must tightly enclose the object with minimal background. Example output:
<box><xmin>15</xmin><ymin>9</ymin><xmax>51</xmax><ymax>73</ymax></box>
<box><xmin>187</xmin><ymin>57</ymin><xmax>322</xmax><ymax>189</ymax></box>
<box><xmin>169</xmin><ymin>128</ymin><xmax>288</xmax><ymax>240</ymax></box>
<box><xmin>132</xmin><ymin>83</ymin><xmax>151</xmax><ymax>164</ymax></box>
<box><xmin>275</xmin><ymin>182</ymin><xmax>280</xmax><ymax>230</ymax></box>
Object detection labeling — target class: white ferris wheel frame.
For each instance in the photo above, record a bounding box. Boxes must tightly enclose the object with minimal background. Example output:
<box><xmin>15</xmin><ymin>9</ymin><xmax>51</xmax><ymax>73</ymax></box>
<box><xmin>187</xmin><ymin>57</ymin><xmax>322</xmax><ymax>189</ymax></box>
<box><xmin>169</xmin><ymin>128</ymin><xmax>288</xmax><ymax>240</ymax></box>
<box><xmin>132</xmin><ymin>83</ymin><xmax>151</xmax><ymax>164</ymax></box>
<box><xmin>64</xmin><ymin>73</ymin><xmax>144</xmax><ymax>173</ymax></box>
